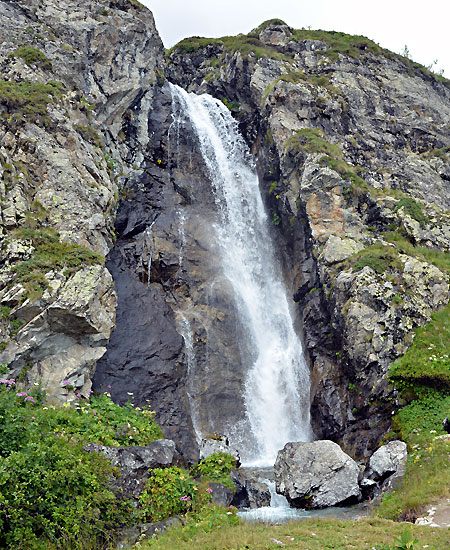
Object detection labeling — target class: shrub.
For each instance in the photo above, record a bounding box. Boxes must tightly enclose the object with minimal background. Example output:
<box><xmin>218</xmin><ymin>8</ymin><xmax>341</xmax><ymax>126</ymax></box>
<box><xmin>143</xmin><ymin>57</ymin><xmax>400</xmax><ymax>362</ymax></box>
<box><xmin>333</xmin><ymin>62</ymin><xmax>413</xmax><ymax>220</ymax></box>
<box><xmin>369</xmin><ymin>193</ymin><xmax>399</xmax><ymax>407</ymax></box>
<box><xmin>139</xmin><ymin>467</ymin><xmax>197</xmax><ymax>522</ymax></box>
<box><xmin>0</xmin><ymin>381</ymin><xmax>142</xmax><ymax>549</ymax></box>
<box><xmin>0</xmin><ymin>437</ymin><xmax>127</xmax><ymax>549</ymax></box>
<box><xmin>190</xmin><ymin>452</ymin><xmax>236</xmax><ymax>490</ymax></box>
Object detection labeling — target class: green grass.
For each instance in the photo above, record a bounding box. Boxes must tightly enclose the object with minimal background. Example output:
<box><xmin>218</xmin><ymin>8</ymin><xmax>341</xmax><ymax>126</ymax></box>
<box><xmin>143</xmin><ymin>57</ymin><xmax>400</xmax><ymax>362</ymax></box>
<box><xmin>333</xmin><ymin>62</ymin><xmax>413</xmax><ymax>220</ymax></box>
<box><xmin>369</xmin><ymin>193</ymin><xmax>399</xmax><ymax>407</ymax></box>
<box><xmin>169</xmin><ymin>34</ymin><xmax>290</xmax><ymax>60</ymax></box>
<box><xmin>393</xmin><ymin>197</ymin><xmax>428</xmax><ymax>227</ymax></box>
<box><xmin>377</xmin><ymin>390</ymin><xmax>450</xmax><ymax>521</ymax></box>
<box><xmin>388</xmin><ymin>304</ymin><xmax>450</xmax><ymax>388</ymax></box>
<box><xmin>348</xmin><ymin>243</ymin><xmax>402</xmax><ymax>274</ymax></box>
<box><xmin>8</xmin><ymin>46</ymin><xmax>52</xmax><ymax>70</ymax></box>
<box><xmin>0</xmin><ymin>80</ymin><xmax>64</xmax><ymax>126</ymax></box>
<box><xmin>12</xmin><ymin>227</ymin><xmax>104</xmax><ymax>301</ymax></box>
<box><xmin>285</xmin><ymin>128</ymin><xmax>368</xmax><ymax>192</ymax></box>
<box><xmin>140</xmin><ymin>515</ymin><xmax>450</xmax><ymax>550</ymax></box>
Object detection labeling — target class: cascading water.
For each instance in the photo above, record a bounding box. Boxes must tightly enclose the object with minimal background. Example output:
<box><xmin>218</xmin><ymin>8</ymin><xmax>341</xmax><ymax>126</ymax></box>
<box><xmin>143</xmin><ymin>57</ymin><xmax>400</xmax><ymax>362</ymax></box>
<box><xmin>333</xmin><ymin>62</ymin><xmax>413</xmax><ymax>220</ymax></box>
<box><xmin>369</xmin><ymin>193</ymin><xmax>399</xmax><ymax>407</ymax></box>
<box><xmin>170</xmin><ymin>83</ymin><xmax>312</xmax><ymax>466</ymax></box>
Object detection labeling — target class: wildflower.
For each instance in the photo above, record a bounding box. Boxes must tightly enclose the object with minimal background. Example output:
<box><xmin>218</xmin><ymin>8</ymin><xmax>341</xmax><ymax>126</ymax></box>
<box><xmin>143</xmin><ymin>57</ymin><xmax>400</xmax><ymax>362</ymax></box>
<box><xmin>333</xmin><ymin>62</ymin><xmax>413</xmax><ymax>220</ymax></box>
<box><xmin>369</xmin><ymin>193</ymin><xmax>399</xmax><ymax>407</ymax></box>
<box><xmin>63</xmin><ymin>402</ymin><xmax>70</xmax><ymax>408</ymax></box>
<box><xmin>76</xmin><ymin>393</ymin><xmax>81</xmax><ymax>398</ymax></box>
<box><xmin>127</xmin><ymin>392</ymin><xmax>133</xmax><ymax>395</ymax></box>
<box><xmin>62</xmin><ymin>380</ymin><xmax>70</xmax><ymax>386</ymax></box>
<box><xmin>107</xmin><ymin>385</ymin><xmax>112</xmax><ymax>389</ymax></box>
<box><xmin>206</xmin><ymin>488</ymin><xmax>213</xmax><ymax>494</ymax></box>
<box><xmin>24</xmin><ymin>396</ymin><xmax>35</xmax><ymax>403</ymax></box>
<box><xmin>16</xmin><ymin>391</ymin><xmax>27</xmax><ymax>397</ymax></box>
<box><xmin>180</xmin><ymin>495</ymin><xmax>190</xmax><ymax>502</ymax></box>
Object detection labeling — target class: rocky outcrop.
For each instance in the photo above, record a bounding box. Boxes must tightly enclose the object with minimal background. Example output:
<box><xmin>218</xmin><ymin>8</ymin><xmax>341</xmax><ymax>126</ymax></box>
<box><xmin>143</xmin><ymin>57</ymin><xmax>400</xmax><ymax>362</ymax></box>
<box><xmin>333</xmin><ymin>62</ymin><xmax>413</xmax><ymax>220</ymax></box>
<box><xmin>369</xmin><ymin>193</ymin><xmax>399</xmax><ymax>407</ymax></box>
<box><xmin>84</xmin><ymin>439</ymin><xmax>179</xmax><ymax>500</ymax></box>
<box><xmin>199</xmin><ymin>436</ymin><xmax>241</xmax><ymax>465</ymax></box>
<box><xmin>274</xmin><ymin>440</ymin><xmax>361</xmax><ymax>508</ymax></box>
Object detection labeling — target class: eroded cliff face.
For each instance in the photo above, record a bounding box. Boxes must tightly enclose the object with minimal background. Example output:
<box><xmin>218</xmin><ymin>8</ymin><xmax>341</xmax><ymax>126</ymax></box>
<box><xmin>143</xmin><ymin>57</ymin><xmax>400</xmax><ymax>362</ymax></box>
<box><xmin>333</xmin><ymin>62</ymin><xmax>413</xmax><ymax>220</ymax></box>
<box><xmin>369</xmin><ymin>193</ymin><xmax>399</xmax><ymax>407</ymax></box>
<box><xmin>166</xmin><ymin>20</ymin><xmax>450</xmax><ymax>456</ymax></box>
<box><xmin>0</xmin><ymin>0</ymin><xmax>165</xmax><ymax>401</ymax></box>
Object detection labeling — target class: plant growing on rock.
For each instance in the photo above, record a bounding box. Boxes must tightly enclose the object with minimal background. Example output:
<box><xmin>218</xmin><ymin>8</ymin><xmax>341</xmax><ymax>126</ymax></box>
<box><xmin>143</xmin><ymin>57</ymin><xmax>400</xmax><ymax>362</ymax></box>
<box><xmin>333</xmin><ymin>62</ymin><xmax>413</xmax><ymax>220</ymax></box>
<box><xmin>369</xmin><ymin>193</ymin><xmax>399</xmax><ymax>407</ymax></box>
<box><xmin>139</xmin><ymin>466</ymin><xmax>197</xmax><ymax>522</ymax></box>
<box><xmin>190</xmin><ymin>452</ymin><xmax>236</xmax><ymax>490</ymax></box>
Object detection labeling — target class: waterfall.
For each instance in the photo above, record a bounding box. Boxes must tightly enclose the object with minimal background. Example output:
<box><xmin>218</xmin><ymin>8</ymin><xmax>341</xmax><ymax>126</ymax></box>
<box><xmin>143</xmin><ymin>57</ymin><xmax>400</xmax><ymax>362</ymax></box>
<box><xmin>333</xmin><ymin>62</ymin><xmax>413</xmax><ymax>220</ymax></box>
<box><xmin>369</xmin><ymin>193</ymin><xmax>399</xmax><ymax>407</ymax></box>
<box><xmin>169</xmin><ymin>84</ymin><xmax>312</xmax><ymax>466</ymax></box>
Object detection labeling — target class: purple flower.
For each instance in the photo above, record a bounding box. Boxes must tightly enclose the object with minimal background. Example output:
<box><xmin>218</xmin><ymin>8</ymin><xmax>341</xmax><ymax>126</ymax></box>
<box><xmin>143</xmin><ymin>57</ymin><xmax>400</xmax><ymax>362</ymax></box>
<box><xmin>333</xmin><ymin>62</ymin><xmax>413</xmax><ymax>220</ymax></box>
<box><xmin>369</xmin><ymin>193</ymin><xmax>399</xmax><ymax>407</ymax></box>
<box><xmin>180</xmin><ymin>495</ymin><xmax>191</xmax><ymax>502</ymax></box>
<box><xmin>24</xmin><ymin>396</ymin><xmax>35</xmax><ymax>403</ymax></box>
<box><xmin>107</xmin><ymin>384</ymin><xmax>112</xmax><ymax>389</ymax></box>
<box><xmin>76</xmin><ymin>393</ymin><xmax>81</xmax><ymax>398</ymax></box>
<box><xmin>206</xmin><ymin>488</ymin><xmax>213</xmax><ymax>494</ymax></box>
<box><xmin>16</xmin><ymin>392</ymin><xmax>27</xmax><ymax>397</ymax></box>
<box><xmin>62</xmin><ymin>379</ymin><xmax>70</xmax><ymax>386</ymax></box>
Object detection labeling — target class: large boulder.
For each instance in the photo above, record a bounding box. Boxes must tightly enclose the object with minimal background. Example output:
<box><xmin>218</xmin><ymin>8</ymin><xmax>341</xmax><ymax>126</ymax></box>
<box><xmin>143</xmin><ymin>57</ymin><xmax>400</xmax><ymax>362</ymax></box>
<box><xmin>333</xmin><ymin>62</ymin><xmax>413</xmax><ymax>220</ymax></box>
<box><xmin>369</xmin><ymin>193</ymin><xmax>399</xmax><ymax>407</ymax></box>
<box><xmin>274</xmin><ymin>441</ymin><xmax>361</xmax><ymax>508</ymax></box>
<box><xmin>368</xmin><ymin>440</ymin><xmax>408</xmax><ymax>481</ymax></box>
<box><xmin>84</xmin><ymin>439</ymin><xmax>179</xmax><ymax>500</ymax></box>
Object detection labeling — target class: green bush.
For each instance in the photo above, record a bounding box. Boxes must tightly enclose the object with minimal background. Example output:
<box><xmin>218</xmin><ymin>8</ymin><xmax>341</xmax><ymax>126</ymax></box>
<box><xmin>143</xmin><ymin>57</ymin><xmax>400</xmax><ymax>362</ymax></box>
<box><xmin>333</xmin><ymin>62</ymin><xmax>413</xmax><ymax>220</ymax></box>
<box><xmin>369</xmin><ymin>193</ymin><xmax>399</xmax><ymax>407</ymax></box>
<box><xmin>139</xmin><ymin>467</ymin><xmax>197</xmax><ymax>522</ymax></box>
<box><xmin>190</xmin><ymin>452</ymin><xmax>236</xmax><ymax>490</ymax></box>
<box><xmin>0</xmin><ymin>380</ymin><xmax>141</xmax><ymax>549</ymax></box>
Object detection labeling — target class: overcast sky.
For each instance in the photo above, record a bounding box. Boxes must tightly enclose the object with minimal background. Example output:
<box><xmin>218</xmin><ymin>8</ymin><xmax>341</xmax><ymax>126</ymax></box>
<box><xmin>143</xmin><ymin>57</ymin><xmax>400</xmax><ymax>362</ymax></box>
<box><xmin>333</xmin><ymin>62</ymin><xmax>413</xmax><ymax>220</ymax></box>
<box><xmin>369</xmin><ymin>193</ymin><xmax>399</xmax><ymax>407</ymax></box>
<box><xmin>142</xmin><ymin>0</ymin><xmax>450</xmax><ymax>77</ymax></box>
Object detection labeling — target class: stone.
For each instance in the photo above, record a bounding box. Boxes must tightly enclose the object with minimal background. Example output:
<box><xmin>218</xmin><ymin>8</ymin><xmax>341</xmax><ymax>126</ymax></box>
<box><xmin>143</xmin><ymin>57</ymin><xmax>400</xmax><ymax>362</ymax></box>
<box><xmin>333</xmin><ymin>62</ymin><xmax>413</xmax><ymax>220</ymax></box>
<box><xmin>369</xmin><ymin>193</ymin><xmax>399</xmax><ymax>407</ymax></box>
<box><xmin>230</xmin><ymin>470</ymin><xmax>271</xmax><ymax>509</ymax></box>
<box><xmin>368</xmin><ymin>440</ymin><xmax>408</xmax><ymax>481</ymax></box>
<box><xmin>274</xmin><ymin>441</ymin><xmax>361</xmax><ymax>508</ymax></box>
<box><xmin>84</xmin><ymin>439</ymin><xmax>179</xmax><ymax>500</ymax></box>
<box><xmin>321</xmin><ymin>235</ymin><xmax>364</xmax><ymax>265</ymax></box>
<box><xmin>208</xmin><ymin>482</ymin><xmax>234</xmax><ymax>507</ymax></box>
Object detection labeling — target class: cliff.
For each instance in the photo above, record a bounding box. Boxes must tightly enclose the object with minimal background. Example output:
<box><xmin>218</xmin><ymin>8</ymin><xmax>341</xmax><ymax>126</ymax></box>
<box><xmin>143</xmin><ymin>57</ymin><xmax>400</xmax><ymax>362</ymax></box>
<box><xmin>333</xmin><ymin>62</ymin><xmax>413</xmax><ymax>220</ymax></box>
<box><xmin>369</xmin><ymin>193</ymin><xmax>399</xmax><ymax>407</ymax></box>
<box><xmin>1</xmin><ymin>5</ymin><xmax>449</xmax><ymax>460</ymax></box>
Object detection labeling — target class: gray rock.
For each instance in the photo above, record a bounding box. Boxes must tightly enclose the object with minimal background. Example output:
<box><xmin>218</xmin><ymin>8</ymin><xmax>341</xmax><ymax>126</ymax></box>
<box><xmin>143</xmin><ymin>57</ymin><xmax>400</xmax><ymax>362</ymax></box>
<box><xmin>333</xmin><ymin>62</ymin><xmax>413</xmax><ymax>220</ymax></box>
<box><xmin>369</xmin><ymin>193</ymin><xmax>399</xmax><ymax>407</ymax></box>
<box><xmin>208</xmin><ymin>482</ymin><xmax>234</xmax><ymax>507</ymax></box>
<box><xmin>274</xmin><ymin>441</ymin><xmax>361</xmax><ymax>508</ymax></box>
<box><xmin>230</xmin><ymin>470</ymin><xmax>271</xmax><ymax>509</ymax></box>
<box><xmin>84</xmin><ymin>439</ymin><xmax>179</xmax><ymax>500</ymax></box>
<box><xmin>369</xmin><ymin>440</ymin><xmax>408</xmax><ymax>480</ymax></box>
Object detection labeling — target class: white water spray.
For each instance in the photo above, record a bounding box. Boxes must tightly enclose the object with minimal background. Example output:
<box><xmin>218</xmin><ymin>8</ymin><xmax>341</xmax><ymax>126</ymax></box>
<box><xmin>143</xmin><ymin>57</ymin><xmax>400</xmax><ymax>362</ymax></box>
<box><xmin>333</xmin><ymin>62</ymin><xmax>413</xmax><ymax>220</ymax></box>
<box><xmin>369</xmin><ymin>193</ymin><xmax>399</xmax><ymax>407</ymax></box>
<box><xmin>170</xmin><ymin>84</ymin><xmax>311</xmax><ymax>465</ymax></box>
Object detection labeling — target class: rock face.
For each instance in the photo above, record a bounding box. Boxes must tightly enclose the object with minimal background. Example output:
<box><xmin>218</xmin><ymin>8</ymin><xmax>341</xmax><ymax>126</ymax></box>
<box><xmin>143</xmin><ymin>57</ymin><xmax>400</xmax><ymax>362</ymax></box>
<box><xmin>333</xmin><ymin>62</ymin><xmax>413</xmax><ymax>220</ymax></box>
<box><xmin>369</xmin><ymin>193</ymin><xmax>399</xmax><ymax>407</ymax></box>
<box><xmin>0</xmin><ymin>0</ymin><xmax>165</xmax><ymax>401</ymax></box>
<box><xmin>167</xmin><ymin>20</ymin><xmax>450</xmax><ymax>456</ymax></box>
<box><xmin>230</xmin><ymin>470</ymin><xmax>271</xmax><ymax>509</ymax></box>
<box><xmin>274</xmin><ymin>441</ymin><xmax>361</xmax><ymax>508</ymax></box>
<box><xmin>84</xmin><ymin>439</ymin><xmax>179</xmax><ymax>500</ymax></box>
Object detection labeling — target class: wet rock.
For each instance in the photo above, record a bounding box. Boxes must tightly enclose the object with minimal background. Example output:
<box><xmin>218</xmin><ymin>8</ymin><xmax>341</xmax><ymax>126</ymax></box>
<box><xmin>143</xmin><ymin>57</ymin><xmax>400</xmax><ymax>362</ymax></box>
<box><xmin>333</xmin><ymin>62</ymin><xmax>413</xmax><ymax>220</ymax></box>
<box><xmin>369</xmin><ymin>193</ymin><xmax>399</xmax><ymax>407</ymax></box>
<box><xmin>274</xmin><ymin>441</ymin><xmax>361</xmax><ymax>508</ymax></box>
<box><xmin>84</xmin><ymin>439</ymin><xmax>179</xmax><ymax>500</ymax></box>
<box><xmin>230</xmin><ymin>470</ymin><xmax>271</xmax><ymax>509</ymax></box>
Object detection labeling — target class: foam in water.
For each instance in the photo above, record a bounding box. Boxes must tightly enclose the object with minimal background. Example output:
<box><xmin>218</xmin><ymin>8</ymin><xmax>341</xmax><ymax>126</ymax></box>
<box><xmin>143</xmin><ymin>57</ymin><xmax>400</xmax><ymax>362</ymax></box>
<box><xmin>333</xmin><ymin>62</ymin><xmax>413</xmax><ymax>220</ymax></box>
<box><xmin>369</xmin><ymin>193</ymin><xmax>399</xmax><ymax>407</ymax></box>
<box><xmin>169</xmin><ymin>84</ymin><xmax>312</xmax><ymax>465</ymax></box>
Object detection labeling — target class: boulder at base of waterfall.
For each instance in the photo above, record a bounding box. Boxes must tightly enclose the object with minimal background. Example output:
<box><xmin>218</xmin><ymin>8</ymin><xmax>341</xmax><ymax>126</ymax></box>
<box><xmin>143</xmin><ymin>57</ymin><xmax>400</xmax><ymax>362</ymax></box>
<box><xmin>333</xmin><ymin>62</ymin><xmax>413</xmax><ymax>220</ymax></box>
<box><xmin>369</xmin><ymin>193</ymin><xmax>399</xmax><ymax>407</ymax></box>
<box><xmin>368</xmin><ymin>440</ymin><xmax>408</xmax><ymax>481</ymax></box>
<box><xmin>230</xmin><ymin>470</ymin><xmax>271</xmax><ymax>509</ymax></box>
<box><xmin>274</xmin><ymin>441</ymin><xmax>361</xmax><ymax>508</ymax></box>
<box><xmin>208</xmin><ymin>482</ymin><xmax>234</xmax><ymax>507</ymax></box>
<box><xmin>199</xmin><ymin>435</ymin><xmax>241</xmax><ymax>466</ymax></box>
<box><xmin>84</xmin><ymin>439</ymin><xmax>179</xmax><ymax>500</ymax></box>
